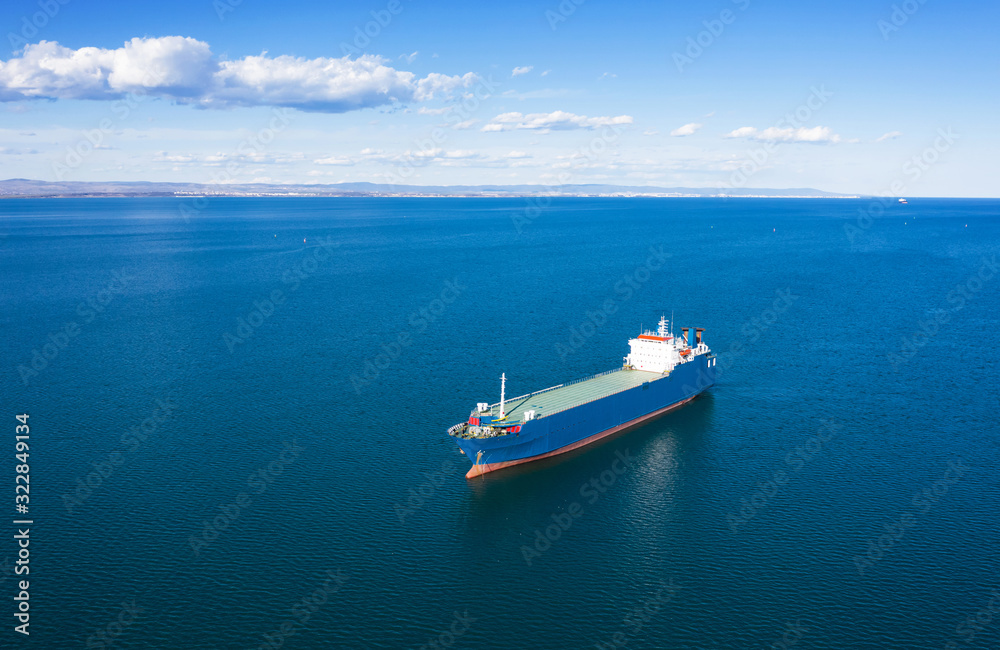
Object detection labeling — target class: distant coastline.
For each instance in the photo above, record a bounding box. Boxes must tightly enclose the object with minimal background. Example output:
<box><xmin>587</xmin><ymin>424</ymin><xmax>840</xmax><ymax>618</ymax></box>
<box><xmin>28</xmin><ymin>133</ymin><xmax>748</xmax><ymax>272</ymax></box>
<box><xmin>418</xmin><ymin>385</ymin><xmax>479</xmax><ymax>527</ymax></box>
<box><xmin>0</xmin><ymin>178</ymin><xmax>862</xmax><ymax>199</ymax></box>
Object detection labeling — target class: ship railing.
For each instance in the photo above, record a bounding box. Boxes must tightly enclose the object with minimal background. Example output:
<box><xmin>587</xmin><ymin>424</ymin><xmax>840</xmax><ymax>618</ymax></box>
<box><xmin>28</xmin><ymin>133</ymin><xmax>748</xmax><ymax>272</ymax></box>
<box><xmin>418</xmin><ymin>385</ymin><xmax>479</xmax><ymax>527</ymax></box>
<box><xmin>491</xmin><ymin>382</ymin><xmax>565</xmax><ymax>408</ymax></box>
<box><xmin>558</xmin><ymin>367</ymin><xmax>623</xmax><ymax>390</ymax></box>
<box><xmin>487</xmin><ymin>368</ymin><xmax>623</xmax><ymax>409</ymax></box>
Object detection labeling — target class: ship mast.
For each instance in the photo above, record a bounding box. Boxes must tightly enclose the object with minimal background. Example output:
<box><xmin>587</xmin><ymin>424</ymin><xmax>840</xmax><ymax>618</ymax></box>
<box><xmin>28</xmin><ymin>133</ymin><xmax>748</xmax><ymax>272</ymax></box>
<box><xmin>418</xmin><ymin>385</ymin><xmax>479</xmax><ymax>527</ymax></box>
<box><xmin>658</xmin><ymin>312</ymin><xmax>670</xmax><ymax>338</ymax></box>
<box><xmin>499</xmin><ymin>373</ymin><xmax>506</xmax><ymax>419</ymax></box>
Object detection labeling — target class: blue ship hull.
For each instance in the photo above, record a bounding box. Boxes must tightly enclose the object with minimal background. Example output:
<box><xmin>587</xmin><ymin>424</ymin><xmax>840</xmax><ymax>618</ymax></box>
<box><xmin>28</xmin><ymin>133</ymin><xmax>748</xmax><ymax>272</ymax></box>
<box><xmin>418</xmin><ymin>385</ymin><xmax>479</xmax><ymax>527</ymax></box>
<box><xmin>453</xmin><ymin>354</ymin><xmax>715</xmax><ymax>478</ymax></box>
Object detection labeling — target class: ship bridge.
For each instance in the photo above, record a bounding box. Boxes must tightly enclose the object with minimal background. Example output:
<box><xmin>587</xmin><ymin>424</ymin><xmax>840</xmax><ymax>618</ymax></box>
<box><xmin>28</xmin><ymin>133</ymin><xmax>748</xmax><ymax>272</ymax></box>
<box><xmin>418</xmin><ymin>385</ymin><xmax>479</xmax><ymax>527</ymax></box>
<box><xmin>624</xmin><ymin>316</ymin><xmax>705</xmax><ymax>373</ymax></box>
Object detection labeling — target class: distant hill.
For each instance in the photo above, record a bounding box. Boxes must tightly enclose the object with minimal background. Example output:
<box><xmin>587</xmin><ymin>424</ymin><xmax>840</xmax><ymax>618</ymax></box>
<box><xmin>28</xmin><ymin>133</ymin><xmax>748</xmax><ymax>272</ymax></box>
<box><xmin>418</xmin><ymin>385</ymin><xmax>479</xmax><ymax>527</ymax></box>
<box><xmin>0</xmin><ymin>178</ymin><xmax>860</xmax><ymax>199</ymax></box>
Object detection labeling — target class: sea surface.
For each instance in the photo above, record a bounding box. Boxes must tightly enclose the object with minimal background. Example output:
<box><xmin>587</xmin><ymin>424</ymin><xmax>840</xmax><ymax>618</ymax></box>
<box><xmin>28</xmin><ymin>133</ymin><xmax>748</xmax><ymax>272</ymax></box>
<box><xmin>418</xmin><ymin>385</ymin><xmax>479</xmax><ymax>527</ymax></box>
<box><xmin>1</xmin><ymin>197</ymin><xmax>998</xmax><ymax>649</ymax></box>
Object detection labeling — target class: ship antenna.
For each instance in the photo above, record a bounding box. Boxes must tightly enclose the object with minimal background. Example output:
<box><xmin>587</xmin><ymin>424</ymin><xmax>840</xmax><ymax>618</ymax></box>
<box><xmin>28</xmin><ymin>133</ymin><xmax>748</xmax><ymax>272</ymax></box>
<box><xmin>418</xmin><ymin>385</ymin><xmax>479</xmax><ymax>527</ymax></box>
<box><xmin>499</xmin><ymin>373</ymin><xmax>506</xmax><ymax>420</ymax></box>
<box><xmin>670</xmin><ymin>310</ymin><xmax>674</xmax><ymax>336</ymax></box>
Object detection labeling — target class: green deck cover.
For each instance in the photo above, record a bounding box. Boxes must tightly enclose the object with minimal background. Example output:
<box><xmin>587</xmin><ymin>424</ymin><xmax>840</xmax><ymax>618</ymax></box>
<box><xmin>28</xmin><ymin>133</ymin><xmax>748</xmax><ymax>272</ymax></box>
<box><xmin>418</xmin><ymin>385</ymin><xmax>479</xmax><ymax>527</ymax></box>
<box><xmin>489</xmin><ymin>368</ymin><xmax>665</xmax><ymax>424</ymax></box>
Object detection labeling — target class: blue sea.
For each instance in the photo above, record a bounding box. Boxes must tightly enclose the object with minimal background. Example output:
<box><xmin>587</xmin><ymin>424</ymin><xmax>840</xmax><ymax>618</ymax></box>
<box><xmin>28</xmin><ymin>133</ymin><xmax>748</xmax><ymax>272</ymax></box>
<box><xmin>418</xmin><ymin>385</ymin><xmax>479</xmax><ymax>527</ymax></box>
<box><xmin>1</xmin><ymin>197</ymin><xmax>998</xmax><ymax>649</ymax></box>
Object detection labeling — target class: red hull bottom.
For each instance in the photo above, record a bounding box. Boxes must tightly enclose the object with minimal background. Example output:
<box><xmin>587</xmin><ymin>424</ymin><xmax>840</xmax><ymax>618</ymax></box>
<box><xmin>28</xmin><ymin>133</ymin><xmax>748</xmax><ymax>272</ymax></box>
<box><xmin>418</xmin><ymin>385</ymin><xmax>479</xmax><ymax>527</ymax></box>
<box><xmin>465</xmin><ymin>394</ymin><xmax>697</xmax><ymax>479</ymax></box>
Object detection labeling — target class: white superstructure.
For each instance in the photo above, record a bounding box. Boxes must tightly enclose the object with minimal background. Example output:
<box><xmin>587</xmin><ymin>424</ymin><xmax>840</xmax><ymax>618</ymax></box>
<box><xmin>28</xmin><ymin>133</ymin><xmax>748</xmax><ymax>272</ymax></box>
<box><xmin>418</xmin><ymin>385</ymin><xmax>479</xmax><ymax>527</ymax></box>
<box><xmin>624</xmin><ymin>316</ymin><xmax>709</xmax><ymax>374</ymax></box>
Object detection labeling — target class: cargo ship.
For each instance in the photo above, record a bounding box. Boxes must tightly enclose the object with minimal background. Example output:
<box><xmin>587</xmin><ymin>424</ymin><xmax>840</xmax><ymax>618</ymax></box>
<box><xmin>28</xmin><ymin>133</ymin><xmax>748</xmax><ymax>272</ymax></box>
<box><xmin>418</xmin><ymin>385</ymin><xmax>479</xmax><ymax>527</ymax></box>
<box><xmin>448</xmin><ymin>316</ymin><xmax>716</xmax><ymax>478</ymax></box>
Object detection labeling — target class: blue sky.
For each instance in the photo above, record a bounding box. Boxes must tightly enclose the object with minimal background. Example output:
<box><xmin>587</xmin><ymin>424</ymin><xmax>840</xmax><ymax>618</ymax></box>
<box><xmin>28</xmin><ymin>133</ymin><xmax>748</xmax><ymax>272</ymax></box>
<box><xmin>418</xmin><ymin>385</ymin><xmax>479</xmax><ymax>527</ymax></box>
<box><xmin>1</xmin><ymin>0</ymin><xmax>996</xmax><ymax>195</ymax></box>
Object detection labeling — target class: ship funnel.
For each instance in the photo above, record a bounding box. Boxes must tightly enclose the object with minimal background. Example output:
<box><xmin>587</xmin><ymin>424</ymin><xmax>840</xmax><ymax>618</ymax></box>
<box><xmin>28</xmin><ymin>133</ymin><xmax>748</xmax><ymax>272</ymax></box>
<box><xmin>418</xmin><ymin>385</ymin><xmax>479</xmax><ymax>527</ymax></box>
<box><xmin>695</xmin><ymin>328</ymin><xmax>704</xmax><ymax>346</ymax></box>
<box><xmin>681</xmin><ymin>327</ymin><xmax>689</xmax><ymax>345</ymax></box>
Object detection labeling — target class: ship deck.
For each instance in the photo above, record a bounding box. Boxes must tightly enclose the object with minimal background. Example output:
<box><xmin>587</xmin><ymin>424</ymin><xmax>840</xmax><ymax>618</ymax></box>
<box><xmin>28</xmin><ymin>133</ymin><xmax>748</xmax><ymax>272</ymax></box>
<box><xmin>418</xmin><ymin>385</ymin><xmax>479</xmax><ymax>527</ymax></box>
<box><xmin>488</xmin><ymin>368</ymin><xmax>665</xmax><ymax>424</ymax></box>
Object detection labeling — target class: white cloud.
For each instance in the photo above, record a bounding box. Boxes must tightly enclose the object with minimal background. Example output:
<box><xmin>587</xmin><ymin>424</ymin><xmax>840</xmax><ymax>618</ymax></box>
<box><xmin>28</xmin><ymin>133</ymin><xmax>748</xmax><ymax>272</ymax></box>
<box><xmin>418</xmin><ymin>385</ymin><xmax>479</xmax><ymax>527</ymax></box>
<box><xmin>399</xmin><ymin>51</ymin><xmax>419</xmax><ymax>64</ymax></box>
<box><xmin>355</xmin><ymin>147</ymin><xmax>486</xmax><ymax>165</ymax></box>
<box><xmin>482</xmin><ymin>110</ymin><xmax>632</xmax><ymax>132</ymax></box>
<box><xmin>414</xmin><ymin>72</ymin><xmax>478</xmax><ymax>101</ymax></box>
<box><xmin>670</xmin><ymin>122</ymin><xmax>702</xmax><ymax>137</ymax></box>
<box><xmin>725</xmin><ymin>125</ymin><xmax>841</xmax><ymax>143</ymax></box>
<box><xmin>442</xmin><ymin>150</ymin><xmax>480</xmax><ymax>159</ymax></box>
<box><xmin>0</xmin><ymin>37</ymin><xmax>214</xmax><ymax>102</ymax></box>
<box><xmin>541</xmin><ymin>69</ymin><xmax>551</xmax><ymax>77</ymax></box>
<box><xmin>154</xmin><ymin>153</ymin><xmax>198</xmax><ymax>163</ymax></box>
<box><xmin>599</xmin><ymin>72</ymin><xmax>617</xmax><ymax>79</ymax></box>
<box><xmin>314</xmin><ymin>155</ymin><xmax>353</xmax><ymax>165</ymax></box>
<box><xmin>418</xmin><ymin>106</ymin><xmax>451</xmax><ymax>115</ymax></box>
<box><xmin>511</xmin><ymin>66</ymin><xmax>533</xmax><ymax>77</ymax></box>
<box><xmin>451</xmin><ymin>119</ymin><xmax>479</xmax><ymax>130</ymax></box>
<box><xmin>503</xmin><ymin>150</ymin><xmax>531</xmax><ymax>159</ymax></box>
<box><xmin>876</xmin><ymin>131</ymin><xmax>902</xmax><ymax>142</ymax></box>
<box><xmin>152</xmin><ymin>150</ymin><xmax>304</xmax><ymax>165</ymax></box>
<box><xmin>643</xmin><ymin>130</ymin><xmax>659</xmax><ymax>136</ymax></box>
<box><xmin>0</xmin><ymin>38</ymin><xmax>476</xmax><ymax>112</ymax></box>
<box><xmin>398</xmin><ymin>148</ymin><xmax>484</xmax><ymax>162</ymax></box>
<box><xmin>757</xmin><ymin>126</ymin><xmax>841</xmax><ymax>143</ymax></box>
